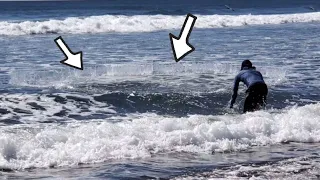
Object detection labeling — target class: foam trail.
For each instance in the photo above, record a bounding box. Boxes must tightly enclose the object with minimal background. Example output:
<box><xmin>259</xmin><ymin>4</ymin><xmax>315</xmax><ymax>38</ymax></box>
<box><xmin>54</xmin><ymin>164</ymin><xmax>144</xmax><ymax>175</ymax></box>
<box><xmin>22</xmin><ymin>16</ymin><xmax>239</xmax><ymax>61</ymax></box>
<box><xmin>0</xmin><ymin>103</ymin><xmax>319</xmax><ymax>170</ymax></box>
<box><xmin>1</xmin><ymin>12</ymin><xmax>320</xmax><ymax>35</ymax></box>
<box><xmin>9</xmin><ymin>63</ymin><xmax>286</xmax><ymax>88</ymax></box>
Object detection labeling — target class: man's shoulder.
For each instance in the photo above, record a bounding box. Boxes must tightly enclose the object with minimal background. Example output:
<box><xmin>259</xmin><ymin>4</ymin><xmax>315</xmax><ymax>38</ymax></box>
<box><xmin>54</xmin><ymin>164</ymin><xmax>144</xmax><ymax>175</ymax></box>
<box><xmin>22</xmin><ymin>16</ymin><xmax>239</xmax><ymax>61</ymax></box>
<box><xmin>241</xmin><ymin>69</ymin><xmax>261</xmax><ymax>73</ymax></box>
<box><xmin>237</xmin><ymin>69</ymin><xmax>261</xmax><ymax>77</ymax></box>
<box><xmin>237</xmin><ymin>70</ymin><xmax>248</xmax><ymax>76</ymax></box>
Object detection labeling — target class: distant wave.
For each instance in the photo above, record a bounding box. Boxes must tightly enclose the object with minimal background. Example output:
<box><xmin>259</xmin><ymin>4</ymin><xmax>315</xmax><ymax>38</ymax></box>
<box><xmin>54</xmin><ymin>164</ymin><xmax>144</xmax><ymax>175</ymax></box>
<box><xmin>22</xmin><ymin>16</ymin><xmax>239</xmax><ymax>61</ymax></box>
<box><xmin>1</xmin><ymin>12</ymin><xmax>320</xmax><ymax>35</ymax></box>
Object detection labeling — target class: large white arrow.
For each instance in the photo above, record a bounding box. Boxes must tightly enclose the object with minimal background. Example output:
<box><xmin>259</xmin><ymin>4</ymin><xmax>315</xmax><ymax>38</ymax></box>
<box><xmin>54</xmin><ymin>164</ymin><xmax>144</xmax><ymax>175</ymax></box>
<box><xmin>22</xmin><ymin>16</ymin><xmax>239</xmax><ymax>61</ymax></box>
<box><xmin>169</xmin><ymin>14</ymin><xmax>197</xmax><ymax>62</ymax></box>
<box><xmin>54</xmin><ymin>36</ymin><xmax>83</xmax><ymax>70</ymax></box>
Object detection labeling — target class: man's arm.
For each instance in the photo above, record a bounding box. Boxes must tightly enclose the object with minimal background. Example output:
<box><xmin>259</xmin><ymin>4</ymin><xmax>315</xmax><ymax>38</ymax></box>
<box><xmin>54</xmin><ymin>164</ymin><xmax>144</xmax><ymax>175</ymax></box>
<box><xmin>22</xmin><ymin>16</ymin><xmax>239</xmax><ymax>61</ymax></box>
<box><xmin>230</xmin><ymin>75</ymin><xmax>240</xmax><ymax>108</ymax></box>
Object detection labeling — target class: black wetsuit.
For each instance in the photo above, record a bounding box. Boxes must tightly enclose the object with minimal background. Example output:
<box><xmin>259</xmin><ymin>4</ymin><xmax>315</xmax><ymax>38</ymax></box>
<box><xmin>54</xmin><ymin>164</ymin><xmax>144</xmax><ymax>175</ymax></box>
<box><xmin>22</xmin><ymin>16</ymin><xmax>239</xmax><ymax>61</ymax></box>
<box><xmin>230</xmin><ymin>67</ymin><xmax>268</xmax><ymax>113</ymax></box>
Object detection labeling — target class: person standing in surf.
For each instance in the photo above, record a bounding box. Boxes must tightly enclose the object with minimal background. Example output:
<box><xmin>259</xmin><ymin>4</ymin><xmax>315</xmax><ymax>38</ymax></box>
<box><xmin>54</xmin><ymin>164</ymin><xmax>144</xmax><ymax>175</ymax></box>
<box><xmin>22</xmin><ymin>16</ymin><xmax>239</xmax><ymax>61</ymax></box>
<box><xmin>230</xmin><ymin>60</ymin><xmax>268</xmax><ymax>113</ymax></box>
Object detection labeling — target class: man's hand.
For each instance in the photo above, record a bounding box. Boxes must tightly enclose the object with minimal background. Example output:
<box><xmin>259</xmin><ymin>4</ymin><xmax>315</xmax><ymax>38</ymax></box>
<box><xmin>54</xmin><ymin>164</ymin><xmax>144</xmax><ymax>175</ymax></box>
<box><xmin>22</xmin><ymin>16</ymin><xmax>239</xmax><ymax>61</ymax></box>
<box><xmin>229</xmin><ymin>99</ymin><xmax>235</xmax><ymax>109</ymax></box>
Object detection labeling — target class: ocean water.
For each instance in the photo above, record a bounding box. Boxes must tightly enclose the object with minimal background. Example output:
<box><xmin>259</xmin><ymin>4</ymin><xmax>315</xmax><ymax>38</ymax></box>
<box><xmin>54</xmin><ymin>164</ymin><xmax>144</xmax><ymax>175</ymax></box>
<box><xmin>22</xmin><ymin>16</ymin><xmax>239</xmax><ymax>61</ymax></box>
<box><xmin>0</xmin><ymin>0</ymin><xmax>320</xmax><ymax>179</ymax></box>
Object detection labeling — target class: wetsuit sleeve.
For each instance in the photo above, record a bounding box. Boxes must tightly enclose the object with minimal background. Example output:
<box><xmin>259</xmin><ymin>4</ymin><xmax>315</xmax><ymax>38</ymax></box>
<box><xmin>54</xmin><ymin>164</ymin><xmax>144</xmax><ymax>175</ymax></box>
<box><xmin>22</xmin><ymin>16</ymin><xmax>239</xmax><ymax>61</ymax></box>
<box><xmin>230</xmin><ymin>74</ymin><xmax>240</xmax><ymax>106</ymax></box>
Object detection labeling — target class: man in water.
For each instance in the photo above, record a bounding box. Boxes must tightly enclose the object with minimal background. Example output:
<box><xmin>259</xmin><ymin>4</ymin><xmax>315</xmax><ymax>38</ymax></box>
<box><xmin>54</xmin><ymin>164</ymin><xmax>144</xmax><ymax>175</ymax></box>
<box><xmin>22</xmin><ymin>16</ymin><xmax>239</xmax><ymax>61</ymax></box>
<box><xmin>230</xmin><ymin>60</ymin><xmax>268</xmax><ymax>113</ymax></box>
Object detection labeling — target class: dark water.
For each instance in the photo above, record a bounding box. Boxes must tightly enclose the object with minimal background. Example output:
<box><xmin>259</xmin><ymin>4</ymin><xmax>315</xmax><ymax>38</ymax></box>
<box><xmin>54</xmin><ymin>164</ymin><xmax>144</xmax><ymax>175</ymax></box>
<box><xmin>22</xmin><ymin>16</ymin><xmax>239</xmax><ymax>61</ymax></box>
<box><xmin>1</xmin><ymin>0</ymin><xmax>320</xmax><ymax>21</ymax></box>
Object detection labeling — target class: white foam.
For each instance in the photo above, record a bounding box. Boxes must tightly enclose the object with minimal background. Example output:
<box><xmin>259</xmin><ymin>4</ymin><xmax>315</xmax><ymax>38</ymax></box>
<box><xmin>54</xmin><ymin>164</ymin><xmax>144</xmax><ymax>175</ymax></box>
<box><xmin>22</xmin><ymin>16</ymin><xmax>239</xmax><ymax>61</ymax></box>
<box><xmin>1</xmin><ymin>12</ymin><xmax>320</xmax><ymax>35</ymax></box>
<box><xmin>0</xmin><ymin>93</ymin><xmax>117</xmax><ymax>124</ymax></box>
<box><xmin>176</xmin><ymin>156</ymin><xmax>320</xmax><ymax>179</ymax></box>
<box><xmin>0</xmin><ymin>103</ymin><xmax>319</xmax><ymax>169</ymax></box>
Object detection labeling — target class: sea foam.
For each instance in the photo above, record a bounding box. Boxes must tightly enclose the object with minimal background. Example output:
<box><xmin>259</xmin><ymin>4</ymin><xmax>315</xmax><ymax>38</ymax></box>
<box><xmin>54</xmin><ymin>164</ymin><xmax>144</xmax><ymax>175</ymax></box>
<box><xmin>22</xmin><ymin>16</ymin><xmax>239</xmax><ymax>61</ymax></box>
<box><xmin>1</xmin><ymin>12</ymin><xmax>320</xmax><ymax>35</ymax></box>
<box><xmin>0</xmin><ymin>103</ymin><xmax>319</xmax><ymax>170</ymax></box>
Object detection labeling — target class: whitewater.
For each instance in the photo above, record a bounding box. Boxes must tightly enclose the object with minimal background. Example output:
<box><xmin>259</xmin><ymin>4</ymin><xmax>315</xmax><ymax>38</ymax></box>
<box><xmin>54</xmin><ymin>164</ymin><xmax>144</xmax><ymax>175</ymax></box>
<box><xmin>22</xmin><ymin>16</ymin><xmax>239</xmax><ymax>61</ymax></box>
<box><xmin>1</xmin><ymin>12</ymin><xmax>320</xmax><ymax>35</ymax></box>
<box><xmin>0</xmin><ymin>103</ymin><xmax>319</xmax><ymax>171</ymax></box>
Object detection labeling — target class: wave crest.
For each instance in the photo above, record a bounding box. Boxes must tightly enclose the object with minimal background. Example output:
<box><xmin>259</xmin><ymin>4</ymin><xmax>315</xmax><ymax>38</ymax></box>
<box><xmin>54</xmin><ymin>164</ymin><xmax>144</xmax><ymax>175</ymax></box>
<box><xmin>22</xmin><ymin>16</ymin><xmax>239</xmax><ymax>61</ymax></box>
<box><xmin>1</xmin><ymin>12</ymin><xmax>320</xmax><ymax>35</ymax></box>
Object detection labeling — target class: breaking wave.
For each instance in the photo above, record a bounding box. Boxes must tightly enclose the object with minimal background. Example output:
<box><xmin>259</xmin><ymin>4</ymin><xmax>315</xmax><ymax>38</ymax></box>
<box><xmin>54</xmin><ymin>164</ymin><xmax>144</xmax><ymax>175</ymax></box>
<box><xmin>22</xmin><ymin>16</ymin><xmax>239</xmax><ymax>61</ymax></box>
<box><xmin>1</xmin><ymin>12</ymin><xmax>320</xmax><ymax>35</ymax></box>
<box><xmin>0</xmin><ymin>103</ymin><xmax>320</xmax><ymax>170</ymax></box>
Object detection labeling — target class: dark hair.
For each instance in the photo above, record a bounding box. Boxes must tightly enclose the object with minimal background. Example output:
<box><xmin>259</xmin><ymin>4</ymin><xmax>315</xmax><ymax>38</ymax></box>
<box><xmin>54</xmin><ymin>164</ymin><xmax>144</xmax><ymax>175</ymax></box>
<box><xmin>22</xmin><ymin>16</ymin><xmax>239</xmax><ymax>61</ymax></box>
<box><xmin>241</xmin><ymin>60</ymin><xmax>253</xmax><ymax>70</ymax></box>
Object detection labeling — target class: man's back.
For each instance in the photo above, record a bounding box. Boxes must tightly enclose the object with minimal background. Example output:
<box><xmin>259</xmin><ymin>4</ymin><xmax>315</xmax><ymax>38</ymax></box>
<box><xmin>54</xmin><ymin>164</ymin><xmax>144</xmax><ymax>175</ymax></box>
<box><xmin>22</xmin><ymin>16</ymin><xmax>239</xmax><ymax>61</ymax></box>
<box><xmin>235</xmin><ymin>68</ymin><xmax>265</xmax><ymax>88</ymax></box>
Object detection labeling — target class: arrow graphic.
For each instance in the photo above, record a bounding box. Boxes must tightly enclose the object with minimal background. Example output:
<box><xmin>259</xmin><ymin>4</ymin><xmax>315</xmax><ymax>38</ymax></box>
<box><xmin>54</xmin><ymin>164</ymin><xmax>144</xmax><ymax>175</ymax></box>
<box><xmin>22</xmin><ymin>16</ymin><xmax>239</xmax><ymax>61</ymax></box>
<box><xmin>54</xmin><ymin>36</ymin><xmax>83</xmax><ymax>70</ymax></box>
<box><xmin>169</xmin><ymin>13</ymin><xmax>197</xmax><ymax>62</ymax></box>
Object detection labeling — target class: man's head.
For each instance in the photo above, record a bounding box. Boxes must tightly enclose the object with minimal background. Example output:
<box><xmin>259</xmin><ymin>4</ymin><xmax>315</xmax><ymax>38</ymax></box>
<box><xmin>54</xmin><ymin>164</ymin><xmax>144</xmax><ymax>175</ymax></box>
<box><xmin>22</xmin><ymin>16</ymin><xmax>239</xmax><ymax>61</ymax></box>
<box><xmin>241</xmin><ymin>60</ymin><xmax>253</xmax><ymax>70</ymax></box>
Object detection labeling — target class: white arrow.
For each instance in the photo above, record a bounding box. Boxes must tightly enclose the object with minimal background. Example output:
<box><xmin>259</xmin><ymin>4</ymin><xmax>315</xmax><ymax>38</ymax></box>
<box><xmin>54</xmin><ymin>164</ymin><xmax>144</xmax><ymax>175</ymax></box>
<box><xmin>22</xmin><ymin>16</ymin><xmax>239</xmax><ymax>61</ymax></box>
<box><xmin>169</xmin><ymin>13</ymin><xmax>197</xmax><ymax>62</ymax></box>
<box><xmin>54</xmin><ymin>36</ymin><xmax>83</xmax><ymax>70</ymax></box>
